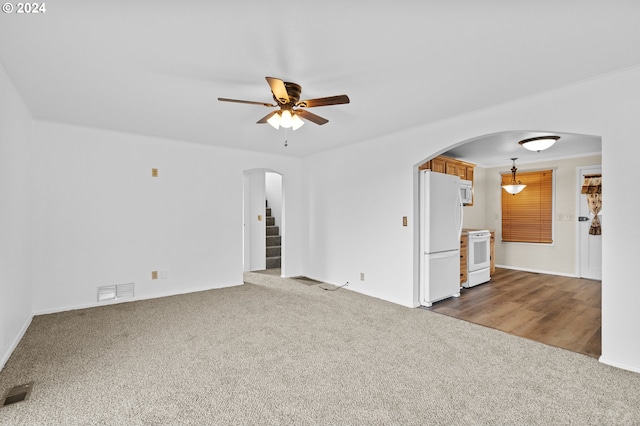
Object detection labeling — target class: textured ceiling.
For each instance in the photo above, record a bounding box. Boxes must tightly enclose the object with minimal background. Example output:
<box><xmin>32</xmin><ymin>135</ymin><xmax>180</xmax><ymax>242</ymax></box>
<box><xmin>0</xmin><ymin>1</ymin><xmax>637</xmax><ymax>161</ymax></box>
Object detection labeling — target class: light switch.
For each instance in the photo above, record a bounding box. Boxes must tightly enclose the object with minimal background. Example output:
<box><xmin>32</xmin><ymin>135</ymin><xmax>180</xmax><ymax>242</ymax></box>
<box><xmin>151</xmin><ymin>168</ymin><xmax>158</xmax><ymax>177</ymax></box>
<box><xmin>151</xmin><ymin>270</ymin><xmax>158</xmax><ymax>280</ymax></box>
<box><xmin>402</xmin><ymin>216</ymin><xmax>408</xmax><ymax>227</ymax></box>
<box><xmin>258</xmin><ymin>215</ymin><xmax>263</xmax><ymax>221</ymax></box>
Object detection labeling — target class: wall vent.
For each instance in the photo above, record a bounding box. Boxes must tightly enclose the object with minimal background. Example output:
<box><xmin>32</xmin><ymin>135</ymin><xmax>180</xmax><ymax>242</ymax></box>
<box><xmin>97</xmin><ymin>283</ymin><xmax>134</xmax><ymax>303</ymax></box>
<box><xmin>1</xmin><ymin>382</ymin><xmax>33</xmax><ymax>407</ymax></box>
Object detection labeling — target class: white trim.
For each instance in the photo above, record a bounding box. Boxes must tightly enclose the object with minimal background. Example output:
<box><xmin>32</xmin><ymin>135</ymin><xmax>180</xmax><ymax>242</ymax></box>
<box><xmin>495</xmin><ymin>264</ymin><xmax>578</xmax><ymax>278</ymax></box>
<box><xmin>0</xmin><ymin>315</ymin><xmax>33</xmax><ymax>372</ymax></box>
<box><xmin>599</xmin><ymin>356</ymin><xmax>640</xmax><ymax>374</ymax></box>
<box><xmin>32</xmin><ymin>281</ymin><xmax>244</xmax><ymax>316</ymax></box>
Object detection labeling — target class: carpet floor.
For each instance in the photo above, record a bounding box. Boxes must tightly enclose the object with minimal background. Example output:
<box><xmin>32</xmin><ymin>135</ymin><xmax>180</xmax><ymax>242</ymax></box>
<box><xmin>1</xmin><ymin>272</ymin><xmax>639</xmax><ymax>425</ymax></box>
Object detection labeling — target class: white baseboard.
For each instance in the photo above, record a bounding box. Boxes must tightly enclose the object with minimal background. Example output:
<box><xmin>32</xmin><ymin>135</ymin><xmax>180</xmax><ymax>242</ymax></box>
<box><xmin>599</xmin><ymin>356</ymin><xmax>640</xmax><ymax>374</ymax></box>
<box><xmin>495</xmin><ymin>264</ymin><xmax>577</xmax><ymax>278</ymax></box>
<box><xmin>0</xmin><ymin>314</ymin><xmax>33</xmax><ymax>372</ymax></box>
<box><xmin>32</xmin><ymin>281</ymin><xmax>244</xmax><ymax>316</ymax></box>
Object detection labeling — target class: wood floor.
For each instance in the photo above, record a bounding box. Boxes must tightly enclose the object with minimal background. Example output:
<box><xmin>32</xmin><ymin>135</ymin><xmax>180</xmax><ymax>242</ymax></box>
<box><xmin>427</xmin><ymin>268</ymin><xmax>601</xmax><ymax>358</ymax></box>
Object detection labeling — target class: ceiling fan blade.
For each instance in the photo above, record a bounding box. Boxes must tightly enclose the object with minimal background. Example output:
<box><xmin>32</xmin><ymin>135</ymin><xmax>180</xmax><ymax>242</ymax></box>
<box><xmin>218</xmin><ymin>98</ymin><xmax>276</xmax><ymax>107</ymax></box>
<box><xmin>296</xmin><ymin>109</ymin><xmax>329</xmax><ymax>125</ymax></box>
<box><xmin>296</xmin><ymin>94</ymin><xmax>350</xmax><ymax>108</ymax></box>
<box><xmin>257</xmin><ymin>111</ymin><xmax>279</xmax><ymax>124</ymax></box>
<box><xmin>265</xmin><ymin>77</ymin><xmax>290</xmax><ymax>104</ymax></box>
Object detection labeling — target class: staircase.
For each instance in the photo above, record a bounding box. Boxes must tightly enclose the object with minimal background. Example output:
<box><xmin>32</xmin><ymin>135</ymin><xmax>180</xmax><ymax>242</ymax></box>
<box><xmin>265</xmin><ymin>201</ymin><xmax>281</xmax><ymax>269</ymax></box>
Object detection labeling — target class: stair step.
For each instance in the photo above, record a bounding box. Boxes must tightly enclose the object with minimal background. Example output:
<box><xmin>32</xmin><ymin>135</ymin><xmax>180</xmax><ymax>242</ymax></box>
<box><xmin>266</xmin><ymin>257</ymin><xmax>281</xmax><ymax>269</ymax></box>
<box><xmin>266</xmin><ymin>217</ymin><xmax>275</xmax><ymax>226</ymax></box>
<box><xmin>266</xmin><ymin>246</ymin><xmax>281</xmax><ymax>258</ymax></box>
<box><xmin>266</xmin><ymin>236</ymin><xmax>281</xmax><ymax>247</ymax></box>
<box><xmin>266</xmin><ymin>226</ymin><xmax>279</xmax><ymax>236</ymax></box>
<box><xmin>266</xmin><ymin>207</ymin><xmax>271</xmax><ymax>217</ymax></box>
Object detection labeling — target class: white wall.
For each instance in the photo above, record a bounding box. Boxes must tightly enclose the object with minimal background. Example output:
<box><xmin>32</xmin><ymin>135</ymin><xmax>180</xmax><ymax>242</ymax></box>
<box><xmin>303</xmin><ymin>66</ymin><xmax>640</xmax><ymax>372</ymax></box>
<box><xmin>30</xmin><ymin>121</ymin><xmax>304</xmax><ymax>314</ymax></box>
<box><xmin>462</xmin><ymin>166</ymin><xmax>488</xmax><ymax>230</ymax></box>
<box><xmin>0</xmin><ymin>66</ymin><xmax>33</xmax><ymax>369</ymax></box>
<box><xmin>265</xmin><ymin>172</ymin><xmax>282</xmax><ymax>228</ymax></box>
<box><xmin>483</xmin><ymin>155</ymin><xmax>601</xmax><ymax>275</ymax></box>
<box><xmin>246</xmin><ymin>169</ymin><xmax>266</xmax><ymax>271</ymax></box>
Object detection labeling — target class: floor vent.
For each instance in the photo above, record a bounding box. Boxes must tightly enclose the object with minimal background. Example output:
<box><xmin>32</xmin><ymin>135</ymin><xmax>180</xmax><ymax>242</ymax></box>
<box><xmin>1</xmin><ymin>382</ymin><xmax>33</xmax><ymax>407</ymax></box>
<box><xmin>98</xmin><ymin>282</ymin><xmax>134</xmax><ymax>302</ymax></box>
<box><xmin>291</xmin><ymin>276</ymin><xmax>323</xmax><ymax>286</ymax></box>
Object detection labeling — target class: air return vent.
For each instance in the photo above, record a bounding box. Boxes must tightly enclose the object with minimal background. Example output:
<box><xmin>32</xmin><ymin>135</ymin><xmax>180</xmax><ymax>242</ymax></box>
<box><xmin>98</xmin><ymin>283</ymin><xmax>134</xmax><ymax>303</ymax></box>
<box><xmin>1</xmin><ymin>382</ymin><xmax>33</xmax><ymax>407</ymax></box>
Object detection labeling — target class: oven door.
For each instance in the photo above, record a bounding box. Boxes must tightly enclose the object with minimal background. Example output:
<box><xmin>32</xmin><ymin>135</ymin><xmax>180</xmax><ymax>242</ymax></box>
<box><xmin>468</xmin><ymin>233</ymin><xmax>491</xmax><ymax>272</ymax></box>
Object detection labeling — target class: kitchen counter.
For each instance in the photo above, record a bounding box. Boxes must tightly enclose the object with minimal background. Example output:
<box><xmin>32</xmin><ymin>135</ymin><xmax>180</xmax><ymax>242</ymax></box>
<box><xmin>462</xmin><ymin>228</ymin><xmax>495</xmax><ymax>234</ymax></box>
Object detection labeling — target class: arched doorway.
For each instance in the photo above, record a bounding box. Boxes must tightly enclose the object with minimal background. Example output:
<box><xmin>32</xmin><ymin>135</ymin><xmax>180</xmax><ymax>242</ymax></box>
<box><xmin>415</xmin><ymin>130</ymin><xmax>602</xmax><ymax>357</ymax></box>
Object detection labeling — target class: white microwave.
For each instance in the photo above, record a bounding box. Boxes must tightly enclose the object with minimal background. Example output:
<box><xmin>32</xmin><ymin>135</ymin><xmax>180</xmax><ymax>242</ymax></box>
<box><xmin>460</xmin><ymin>180</ymin><xmax>473</xmax><ymax>204</ymax></box>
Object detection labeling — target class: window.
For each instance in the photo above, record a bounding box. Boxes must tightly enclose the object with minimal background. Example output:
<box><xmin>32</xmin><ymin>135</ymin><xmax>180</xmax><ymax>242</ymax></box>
<box><xmin>501</xmin><ymin>169</ymin><xmax>553</xmax><ymax>243</ymax></box>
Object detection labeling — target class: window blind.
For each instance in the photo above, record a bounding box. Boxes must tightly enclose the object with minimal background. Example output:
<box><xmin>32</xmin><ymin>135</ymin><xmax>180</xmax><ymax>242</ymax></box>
<box><xmin>501</xmin><ymin>169</ymin><xmax>553</xmax><ymax>243</ymax></box>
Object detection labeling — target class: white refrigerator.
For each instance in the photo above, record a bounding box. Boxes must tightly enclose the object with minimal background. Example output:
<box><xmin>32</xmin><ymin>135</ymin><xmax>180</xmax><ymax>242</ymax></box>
<box><xmin>420</xmin><ymin>170</ymin><xmax>463</xmax><ymax>307</ymax></box>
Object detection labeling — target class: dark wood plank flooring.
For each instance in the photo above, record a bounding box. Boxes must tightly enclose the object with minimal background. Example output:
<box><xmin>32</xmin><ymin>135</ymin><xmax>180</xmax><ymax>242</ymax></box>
<box><xmin>427</xmin><ymin>268</ymin><xmax>601</xmax><ymax>358</ymax></box>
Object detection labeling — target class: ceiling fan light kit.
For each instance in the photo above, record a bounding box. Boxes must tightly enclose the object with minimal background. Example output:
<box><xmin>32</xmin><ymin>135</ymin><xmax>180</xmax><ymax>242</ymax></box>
<box><xmin>519</xmin><ymin>135</ymin><xmax>560</xmax><ymax>152</ymax></box>
<box><xmin>266</xmin><ymin>110</ymin><xmax>305</xmax><ymax>131</ymax></box>
<box><xmin>218</xmin><ymin>76</ymin><xmax>350</xmax><ymax>133</ymax></box>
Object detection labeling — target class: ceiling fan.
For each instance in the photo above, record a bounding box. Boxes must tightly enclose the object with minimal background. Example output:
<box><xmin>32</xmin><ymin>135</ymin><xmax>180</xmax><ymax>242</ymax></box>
<box><xmin>218</xmin><ymin>76</ymin><xmax>350</xmax><ymax>130</ymax></box>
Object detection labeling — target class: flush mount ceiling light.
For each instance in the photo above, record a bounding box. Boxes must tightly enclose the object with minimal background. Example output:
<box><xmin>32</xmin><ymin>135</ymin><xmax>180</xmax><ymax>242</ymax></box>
<box><xmin>502</xmin><ymin>158</ymin><xmax>526</xmax><ymax>195</ymax></box>
<box><xmin>519</xmin><ymin>136</ymin><xmax>560</xmax><ymax>152</ymax></box>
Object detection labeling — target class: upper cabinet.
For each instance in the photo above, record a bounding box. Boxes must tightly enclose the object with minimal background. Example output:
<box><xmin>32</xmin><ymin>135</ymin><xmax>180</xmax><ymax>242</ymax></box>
<box><xmin>419</xmin><ymin>155</ymin><xmax>476</xmax><ymax>205</ymax></box>
<box><xmin>419</xmin><ymin>155</ymin><xmax>475</xmax><ymax>181</ymax></box>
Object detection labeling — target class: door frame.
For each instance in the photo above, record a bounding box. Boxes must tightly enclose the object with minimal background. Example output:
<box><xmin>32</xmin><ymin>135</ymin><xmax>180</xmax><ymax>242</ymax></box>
<box><xmin>242</xmin><ymin>168</ymin><xmax>284</xmax><ymax>274</ymax></box>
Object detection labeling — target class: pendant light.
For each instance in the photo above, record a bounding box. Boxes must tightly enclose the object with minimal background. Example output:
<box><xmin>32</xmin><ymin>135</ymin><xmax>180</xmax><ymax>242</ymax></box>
<box><xmin>519</xmin><ymin>136</ymin><xmax>560</xmax><ymax>152</ymax></box>
<box><xmin>502</xmin><ymin>158</ymin><xmax>526</xmax><ymax>195</ymax></box>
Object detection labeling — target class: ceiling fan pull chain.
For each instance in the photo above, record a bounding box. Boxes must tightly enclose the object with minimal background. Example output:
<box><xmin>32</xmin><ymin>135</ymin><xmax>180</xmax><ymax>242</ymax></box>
<box><xmin>284</xmin><ymin>127</ymin><xmax>289</xmax><ymax>147</ymax></box>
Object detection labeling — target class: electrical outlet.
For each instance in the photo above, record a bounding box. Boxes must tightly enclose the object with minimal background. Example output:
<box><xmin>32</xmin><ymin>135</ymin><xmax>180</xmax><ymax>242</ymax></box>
<box><xmin>151</xmin><ymin>271</ymin><xmax>158</xmax><ymax>280</ymax></box>
<box><xmin>360</xmin><ymin>272</ymin><xmax>365</xmax><ymax>281</ymax></box>
<box><xmin>258</xmin><ymin>215</ymin><xmax>262</xmax><ymax>221</ymax></box>
<box><xmin>160</xmin><ymin>271</ymin><xmax>168</xmax><ymax>279</ymax></box>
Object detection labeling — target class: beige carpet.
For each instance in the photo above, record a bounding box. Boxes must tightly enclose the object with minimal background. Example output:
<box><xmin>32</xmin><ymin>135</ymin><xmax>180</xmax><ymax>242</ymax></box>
<box><xmin>1</xmin><ymin>271</ymin><xmax>639</xmax><ymax>425</ymax></box>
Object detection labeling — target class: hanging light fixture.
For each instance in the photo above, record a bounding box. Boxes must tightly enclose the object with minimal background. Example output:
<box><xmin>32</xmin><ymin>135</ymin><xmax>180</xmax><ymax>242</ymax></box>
<box><xmin>519</xmin><ymin>135</ymin><xmax>560</xmax><ymax>152</ymax></box>
<box><xmin>502</xmin><ymin>158</ymin><xmax>526</xmax><ymax>195</ymax></box>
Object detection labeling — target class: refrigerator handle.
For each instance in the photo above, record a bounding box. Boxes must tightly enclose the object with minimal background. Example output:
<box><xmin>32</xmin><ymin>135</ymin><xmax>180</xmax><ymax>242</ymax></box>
<box><xmin>457</xmin><ymin>189</ymin><xmax>463</xmax><ymax>239</ymax></box>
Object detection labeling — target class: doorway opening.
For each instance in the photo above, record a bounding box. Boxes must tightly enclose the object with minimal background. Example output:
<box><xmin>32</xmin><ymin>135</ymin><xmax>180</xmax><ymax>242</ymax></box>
<box><xmin>414</xmin><ymin>130</ymin><xmax>602</xmax><ymax>357</ymax></box>
<box><xmin>243</xmin><ymin>169</ymin><xmax>284</xmax><ymax>274</ymax></box>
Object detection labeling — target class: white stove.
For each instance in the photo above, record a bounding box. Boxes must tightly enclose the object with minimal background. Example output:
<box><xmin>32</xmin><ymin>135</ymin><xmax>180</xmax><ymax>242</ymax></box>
<box><xmin>464</xmin><ymin>230</ymin><xmax>491</xmax><ymax>288</ymax></box>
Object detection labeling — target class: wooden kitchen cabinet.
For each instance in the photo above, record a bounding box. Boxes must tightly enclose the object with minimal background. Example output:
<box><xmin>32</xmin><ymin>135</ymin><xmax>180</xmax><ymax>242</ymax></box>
<box><xmin>460</xmin><ymin>234</ymin><xmax>468</xmax><ymax>286</ymax></box>
<box><xmin>419</xmin><ymin>155</ymin><xmax>476</xmax><ymax>206</ymax></box>
<box><xmin>465</xmin><ymin>166</ymin><xmax>474</xmax><ymax>183</ymax></box>
<box><xmin>490</xmin><ymin>231</ymin><xmax>495</xmax><ymax>275</ymax></box>
<box><xmin>429</xmin><ymin>156</ymin><xmax>446</xmax><ymax>173</ymax></box>
<box><xmin>419</xmin><ymin>155</ymin><xmax>475</xmax><ymax>182</ymax></box>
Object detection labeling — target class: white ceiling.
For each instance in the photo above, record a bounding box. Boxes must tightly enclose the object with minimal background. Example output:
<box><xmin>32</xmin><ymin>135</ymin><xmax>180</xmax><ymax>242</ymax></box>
<box><xmin>1</xmin><ymin>1</ymin><xmax>638</xmax><ymax>162</ymax></box>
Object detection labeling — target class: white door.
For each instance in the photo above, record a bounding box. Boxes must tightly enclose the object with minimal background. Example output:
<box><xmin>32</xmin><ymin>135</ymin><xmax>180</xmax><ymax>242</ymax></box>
<box><xmin>577</xmin><ymin>166</ymin><xmax>602</xmax><ymax>280</ymax></box>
